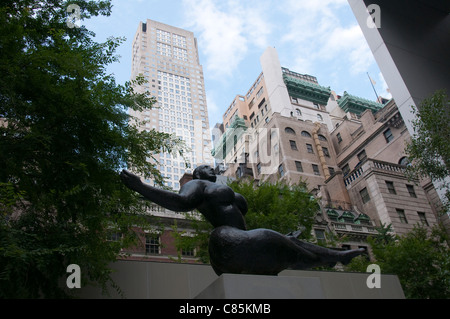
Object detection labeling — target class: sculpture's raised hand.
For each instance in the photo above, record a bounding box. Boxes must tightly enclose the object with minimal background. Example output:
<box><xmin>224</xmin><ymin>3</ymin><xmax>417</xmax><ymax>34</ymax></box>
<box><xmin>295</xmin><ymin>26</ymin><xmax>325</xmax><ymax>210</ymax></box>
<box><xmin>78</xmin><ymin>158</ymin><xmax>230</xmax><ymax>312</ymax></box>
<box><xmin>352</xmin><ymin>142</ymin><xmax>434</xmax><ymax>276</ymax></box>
<box><xmin>120</xmin><ymin>169</ymin><xmax>142</xmax><ymax>191</ymax></box>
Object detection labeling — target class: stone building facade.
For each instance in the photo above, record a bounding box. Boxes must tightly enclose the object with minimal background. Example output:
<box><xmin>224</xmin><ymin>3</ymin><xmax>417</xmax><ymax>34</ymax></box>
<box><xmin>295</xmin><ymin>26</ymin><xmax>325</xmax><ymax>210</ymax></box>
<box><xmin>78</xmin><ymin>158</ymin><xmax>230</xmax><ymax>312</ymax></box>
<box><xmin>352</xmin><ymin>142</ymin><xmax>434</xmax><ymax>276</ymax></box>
<box><xmin>211</xmin><ymin>46</ymin><xmax>447</xmax><ymax>250</ymax></box>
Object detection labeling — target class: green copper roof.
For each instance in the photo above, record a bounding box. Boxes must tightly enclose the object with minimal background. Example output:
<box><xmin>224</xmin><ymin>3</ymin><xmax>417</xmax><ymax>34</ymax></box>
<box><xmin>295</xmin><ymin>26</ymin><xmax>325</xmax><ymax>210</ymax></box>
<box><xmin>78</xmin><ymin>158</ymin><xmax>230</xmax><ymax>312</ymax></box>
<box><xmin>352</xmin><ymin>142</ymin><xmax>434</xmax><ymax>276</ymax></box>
<box><xmin>283</xmin><ymin>74</ymin><xmax>331</xmax><ymax>105</ymax></box>
<box><xmin>211</xmin><ymin>117</ymin><xmax>247</xmax><ymax>159</ymax></box>
<box><xmin>327</xmin><ymin>209</ymin><xmax>339</xmax><ymax>217</ymax></box>
<box><xmin>337</xmin><ymin>91</ymin><xmax>384</xmax><ymax>115</ymax></box>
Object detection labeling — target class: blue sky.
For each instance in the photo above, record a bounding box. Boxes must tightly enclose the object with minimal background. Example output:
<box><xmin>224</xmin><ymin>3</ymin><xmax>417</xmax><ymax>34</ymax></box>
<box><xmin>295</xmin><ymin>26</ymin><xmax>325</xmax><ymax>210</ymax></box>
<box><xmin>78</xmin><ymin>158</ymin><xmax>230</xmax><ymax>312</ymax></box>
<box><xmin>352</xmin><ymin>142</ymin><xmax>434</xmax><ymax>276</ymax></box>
<box><xmin>84</xmin><ymin>0</ymin><xmax>391</xmax><ymax>128</ymax></box>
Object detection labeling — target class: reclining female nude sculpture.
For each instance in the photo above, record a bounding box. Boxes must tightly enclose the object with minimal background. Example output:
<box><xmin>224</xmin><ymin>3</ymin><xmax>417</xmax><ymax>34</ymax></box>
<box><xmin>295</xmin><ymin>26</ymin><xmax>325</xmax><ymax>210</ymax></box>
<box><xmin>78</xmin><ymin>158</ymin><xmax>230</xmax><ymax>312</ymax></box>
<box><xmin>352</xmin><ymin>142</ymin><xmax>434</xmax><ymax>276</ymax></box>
<box><xmin>120</xmin><ymin>165</ymin><xmax>364</xmax><ymax>276</ymax></box>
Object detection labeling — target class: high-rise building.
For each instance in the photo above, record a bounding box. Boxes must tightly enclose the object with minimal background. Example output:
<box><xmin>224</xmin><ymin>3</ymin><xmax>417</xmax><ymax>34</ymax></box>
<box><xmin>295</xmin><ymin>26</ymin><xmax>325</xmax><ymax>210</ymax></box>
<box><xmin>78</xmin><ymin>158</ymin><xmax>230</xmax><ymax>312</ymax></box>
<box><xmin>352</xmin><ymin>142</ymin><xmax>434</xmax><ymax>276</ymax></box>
<box><xmin>130</xmin><ymin>19</ymin><xmax>213</xmax><ymax>190</ymax></box>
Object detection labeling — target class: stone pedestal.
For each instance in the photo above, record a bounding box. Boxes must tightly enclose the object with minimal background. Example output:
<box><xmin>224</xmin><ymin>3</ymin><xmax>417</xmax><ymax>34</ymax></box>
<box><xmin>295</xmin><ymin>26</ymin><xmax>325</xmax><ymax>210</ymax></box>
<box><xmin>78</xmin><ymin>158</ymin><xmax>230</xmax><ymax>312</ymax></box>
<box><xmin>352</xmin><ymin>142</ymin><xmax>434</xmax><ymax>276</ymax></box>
<box><xmin>77</xmin><ymin>260</ymin><xmax>405</xmax><ymax>299</ymax></box>
<box><xmin>195</xmin><ymin>270</ymin><xmax>405</xmax><ymax>299</ymax></box>
<box><xmin>195</xmin><ymin>274</ymin><xmax>325</xmax><ymax>299</ymax></box>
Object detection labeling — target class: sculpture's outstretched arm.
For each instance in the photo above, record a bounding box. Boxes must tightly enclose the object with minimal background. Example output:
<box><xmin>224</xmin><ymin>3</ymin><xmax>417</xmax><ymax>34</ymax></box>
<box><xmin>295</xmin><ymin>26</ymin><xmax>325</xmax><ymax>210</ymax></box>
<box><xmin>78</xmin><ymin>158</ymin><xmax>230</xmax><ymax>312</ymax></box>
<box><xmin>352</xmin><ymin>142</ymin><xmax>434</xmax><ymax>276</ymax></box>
<box><xmin>120</xmin><ymin>169</ymin><xmax>202</xmax><ymax>212</ymax></box>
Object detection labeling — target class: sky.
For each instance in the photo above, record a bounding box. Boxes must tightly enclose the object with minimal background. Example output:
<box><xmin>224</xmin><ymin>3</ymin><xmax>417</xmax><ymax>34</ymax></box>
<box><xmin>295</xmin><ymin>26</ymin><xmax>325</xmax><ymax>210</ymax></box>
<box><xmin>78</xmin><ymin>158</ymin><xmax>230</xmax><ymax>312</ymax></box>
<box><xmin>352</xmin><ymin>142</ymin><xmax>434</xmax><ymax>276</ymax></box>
<box><xmin>83</xmin><ymin>0</ymin><xmax>391</xmax><ymax>128</ymax></box>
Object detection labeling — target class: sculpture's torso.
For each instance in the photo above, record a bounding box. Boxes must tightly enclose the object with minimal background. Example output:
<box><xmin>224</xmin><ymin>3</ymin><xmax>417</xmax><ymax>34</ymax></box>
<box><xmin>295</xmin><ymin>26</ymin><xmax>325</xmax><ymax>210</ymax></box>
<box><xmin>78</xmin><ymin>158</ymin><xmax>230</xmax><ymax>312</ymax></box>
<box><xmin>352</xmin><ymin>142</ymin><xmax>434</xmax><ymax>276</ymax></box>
<box><xmin>187</xmin><ymin>180</ymin><xmax>247</xmax><ymax>230</ymax></box>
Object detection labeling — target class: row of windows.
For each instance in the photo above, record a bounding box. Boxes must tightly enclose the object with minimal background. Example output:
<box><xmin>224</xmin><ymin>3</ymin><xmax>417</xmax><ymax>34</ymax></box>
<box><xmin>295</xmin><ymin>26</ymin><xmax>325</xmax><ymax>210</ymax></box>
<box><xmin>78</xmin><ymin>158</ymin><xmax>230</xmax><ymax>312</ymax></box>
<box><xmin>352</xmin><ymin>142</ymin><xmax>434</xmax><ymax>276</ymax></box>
<box><xmin>395</xmin><ymin>209</ymin><xmax>429</xmax><ymax>225</ymax></box>
<box><xmin>145</xmin><ymin>235</ymin><xmax>195</xmax><ymax>256</ymax></box>
<box><xmin>254</xmin><ymin>161</ymin><xmax>334</xmax><ymax>177</ymax></box>
<box><xmin>287</xmin><ymin>140</ymin><xmax>330</xmax><ymax>157</ymax></box>
<box><xmin>360</xmin><ymin>182</ymin><xmax>418</xmax><ymax>204</ymax></box>
<box><xmin>359</xmin><ymin>188</ymin><xmax>429</xmax><ymax>225</ymax></box>
<box><xmin>337</xmin><ymin>128</ymin><xmax>394</xmax><ymax>146</ymax></box>
<box><xmin>284</xmin><ymin>127</ymin><xmax>327</xmax><ymax>141</ymax></box>
<box><xmin>277</xmin><ymin>162</ymin><xmax>326</xmax><ymax>177</ymax></box>
<box><xmin>385</xmin><ymin>181</ymin><xmax>417</xmax><ymax>197</ymax></box>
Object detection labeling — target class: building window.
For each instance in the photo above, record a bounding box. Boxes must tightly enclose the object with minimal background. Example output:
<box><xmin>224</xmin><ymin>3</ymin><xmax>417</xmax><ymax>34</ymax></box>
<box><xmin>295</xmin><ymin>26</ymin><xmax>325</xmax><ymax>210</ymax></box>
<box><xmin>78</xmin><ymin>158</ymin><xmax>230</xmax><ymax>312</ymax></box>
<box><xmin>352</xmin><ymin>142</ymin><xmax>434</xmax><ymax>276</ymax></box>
<box><xmin>342</xmin><ymin>164</ymin><xmax>350</xmax><ymax>176</ymax></box>
<box><xmin>312</xmin><ymin>164</ymin><xmax>320</xmax><ymax>175</ymax></box>
<box><xmin>317</xmin><ymin>114</ymin><xmax>323</xmax><ymax>121</ymax></box>
<box><xmin>181</xmin><ymin>247</ymin><xmax>195</xmax><ymax>257</ymax></box>
<box><xmin>328</xmin><ymin>167</ymin><xmax>335</xmax><ymax>175</ymax></box>
<box><xmin>295</xmin><ymin>161</ymin><xmax>303</xmax><ymax>172</ymax></box>
<box><xmin>357</xmin><ymin>150</ymin><xmax>367</xmax><ymax>162</ymax></box>
<box><xmin>314</xmin><ymin>229</ymin><xmax>326</xmax><ymax>243</ymax></box>
<box><xmin>418</xmin><ymin>212</ymin><xmax>429</xmax><ymax>226</ymax></box>
<box><xmin>257</xmin><ymin>163</ymin><xmax>261</xmax><ymax>175</ymax></box>
<box><xmin>278</xmin><ymin>164</ymin><xmax>284</xmax><ymax>177</ymax></box>
<box><xmin>322</xmin><ymin>147</ymin><xmax>330</xmax><ymax>157</ymax></box>
<box><xmin>398</xmin><ymin>156</ymin><xmax>409</xmax><ymax>166</ymax></box>
<box><xmin>145</xmin><ymin>235</ymin><xmax>160</xmax><ymax>254</ymax></box>
<box><xmin>301</xmin><ymin>131</ymin><xmax>312</xmax><ymax>138</ymax></box>
<box><xmin>406</xmin><ymin>184</ymin><xmax>417</xmax><ymax>198</ymax></box>
<box><xmin>318</xmin><ymin>134</ymin><xmax>327</xmax><ymax>141</ymax></box>
<box><xmin>285</xmin><ymin>127</ymin><xmax>296</xmax><ymax>135</ymax></box>
<box><xmin>290</xmin><ymin>140</ymin><xmax>298</xmax><ymax>151</ymax></box>
<box><xmin>384</xmin><ymin>128</ymin><xmax>394</xmax><ymax>143</ymax></box>
<box><xmin>386</xmin><ymin>181</ymin><xmax>397</xmax><ymax>194</ymax></box>
<box><xmin>296</xmin><ymin>108</ymin><xmax>302</xmax><ymax>116</ymax></box>
<box><xmin>236</xmin><ymin>166</ymin><xmax>243</xmax><ymax>178</ymax></box>
<box><xmin>360</xmin><ymin>187</ymin><xmax>370</xmax><ymax>204</ymax></box>
<box><xmin>306</xmin><ymin>143</ymin><xmax>314</xmax><ymax>153</ymax></box>
<box><xmin>396</xmin><ymin>209</ymin><xmax>408</xmax><ymax>224</ymax></box>
<box><xmin>107</xmin><ymin>232</ymin><xmax>122</xmax><ymax>242</ymax></box>
<box><xmin>337</xmin><ymin>133</ymin><xmax>342</xmax><ymax>143</ymax></box>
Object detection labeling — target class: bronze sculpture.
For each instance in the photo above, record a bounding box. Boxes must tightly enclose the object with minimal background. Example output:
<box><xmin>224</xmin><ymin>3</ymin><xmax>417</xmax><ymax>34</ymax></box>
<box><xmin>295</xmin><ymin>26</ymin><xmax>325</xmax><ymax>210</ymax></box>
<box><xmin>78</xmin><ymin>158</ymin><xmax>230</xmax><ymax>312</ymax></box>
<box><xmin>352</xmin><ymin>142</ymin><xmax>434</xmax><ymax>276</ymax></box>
<box><xmin>120</xmin><ymin>165</ymin><xmax>364</xmax><ymax>276</ymax></box>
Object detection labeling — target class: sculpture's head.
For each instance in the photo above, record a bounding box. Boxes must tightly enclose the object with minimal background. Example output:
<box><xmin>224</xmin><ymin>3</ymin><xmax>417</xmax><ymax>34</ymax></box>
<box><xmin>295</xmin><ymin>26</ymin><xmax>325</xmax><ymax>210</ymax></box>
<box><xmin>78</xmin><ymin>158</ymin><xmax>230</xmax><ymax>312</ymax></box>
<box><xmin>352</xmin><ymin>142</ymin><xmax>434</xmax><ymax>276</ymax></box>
<box><xmin>193</xmin><ymin>165</ymin><xmax>217</xmax><ymax>183</ymax></box>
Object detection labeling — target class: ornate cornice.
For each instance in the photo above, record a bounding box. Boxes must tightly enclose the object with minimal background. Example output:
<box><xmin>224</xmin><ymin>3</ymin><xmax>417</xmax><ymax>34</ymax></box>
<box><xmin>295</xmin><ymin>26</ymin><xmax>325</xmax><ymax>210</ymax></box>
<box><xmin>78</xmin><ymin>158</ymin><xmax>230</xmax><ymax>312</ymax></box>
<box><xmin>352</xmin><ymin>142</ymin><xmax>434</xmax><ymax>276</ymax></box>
<box><xmin>283</xmin><ymin>74</ymin><xmax>331</xmax><ymax>105</ymax></box>
<box><xmin>337</xmin><ymin>91</ymin><xmax>384</xmax><ymax>115</ymax></box>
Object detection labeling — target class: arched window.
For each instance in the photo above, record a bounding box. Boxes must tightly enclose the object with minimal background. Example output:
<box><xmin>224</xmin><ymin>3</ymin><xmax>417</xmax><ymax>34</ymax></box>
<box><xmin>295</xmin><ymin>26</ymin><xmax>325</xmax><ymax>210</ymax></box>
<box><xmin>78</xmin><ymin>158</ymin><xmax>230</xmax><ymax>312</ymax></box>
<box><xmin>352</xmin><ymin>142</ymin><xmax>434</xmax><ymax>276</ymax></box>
<box><xmin>398</xmin><ymin>156</ymin><xmax>409</xmax><ymax>166</ymax></box>
<box><xmin>296</xmin><ymin>108</ymin><xmax>302</xmax><ymax>116</ymax></box>
<box><xmin>301</xmin><ymin>131</ymin><xmax>312</xmax><ymax>138</ymax></box>
<box><xmin>317</xmin><ymin>114</ymin><xmax>323</xmax><ymax>121</ymax></box>
<box><xmin>318</xmin><ymin>134</ymin><xmax>327</xmax><ymax>141</ymax></box>
<box><xmin>285</xmin><ymin>127</ymin><xmax>296</xmax><ymax>135</ymax></box>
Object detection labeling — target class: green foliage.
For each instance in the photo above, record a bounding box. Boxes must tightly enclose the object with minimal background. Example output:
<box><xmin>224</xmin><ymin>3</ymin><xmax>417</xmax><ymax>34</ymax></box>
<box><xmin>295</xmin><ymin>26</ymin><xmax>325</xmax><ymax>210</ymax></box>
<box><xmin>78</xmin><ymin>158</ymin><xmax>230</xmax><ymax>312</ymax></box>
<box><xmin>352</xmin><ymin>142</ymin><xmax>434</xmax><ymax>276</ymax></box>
<box><xmin>0</xmin><ymin>1</ymin><xmax>186</xmax><ymax>298</ymax></box>
<box><xmin>345</xmin><ymin>223</ymin><xmax>450</xmax><ymax>299</ymax></box>
<box><xmin>227</xmin><ymin>179</ymin><xmax>319</xmax><ymax>238</ymax></box>
<box><xmin>405</xmin><ymin>90</ymin><xmax>450</xmax><ymax>214</ymax></box>
<box><xmin>172</xmin><ymin>212</ymin><xmax>212</xmax><ymax>264</ymax></box>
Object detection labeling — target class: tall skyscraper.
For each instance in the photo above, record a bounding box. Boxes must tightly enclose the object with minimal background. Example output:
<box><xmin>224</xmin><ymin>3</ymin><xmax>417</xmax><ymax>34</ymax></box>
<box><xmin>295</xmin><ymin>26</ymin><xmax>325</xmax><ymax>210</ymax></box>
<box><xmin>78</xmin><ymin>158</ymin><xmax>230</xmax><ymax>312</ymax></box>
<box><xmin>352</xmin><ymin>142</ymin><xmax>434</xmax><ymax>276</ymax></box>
<box><xmin>130</xmin><ymin>19</ymin><xmax>213</xmax><ymax>190</ymax></box>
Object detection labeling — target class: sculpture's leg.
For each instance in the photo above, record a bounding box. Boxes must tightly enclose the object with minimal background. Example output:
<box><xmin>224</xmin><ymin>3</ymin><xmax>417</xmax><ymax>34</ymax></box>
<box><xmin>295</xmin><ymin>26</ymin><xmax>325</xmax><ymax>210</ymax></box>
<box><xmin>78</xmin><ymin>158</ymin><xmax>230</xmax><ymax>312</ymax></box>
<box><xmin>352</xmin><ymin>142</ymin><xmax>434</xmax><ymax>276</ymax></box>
<box><xmin>287</xmin><ymin>236</ymin><xmax>365</xmax><ymax>266</ymax></box>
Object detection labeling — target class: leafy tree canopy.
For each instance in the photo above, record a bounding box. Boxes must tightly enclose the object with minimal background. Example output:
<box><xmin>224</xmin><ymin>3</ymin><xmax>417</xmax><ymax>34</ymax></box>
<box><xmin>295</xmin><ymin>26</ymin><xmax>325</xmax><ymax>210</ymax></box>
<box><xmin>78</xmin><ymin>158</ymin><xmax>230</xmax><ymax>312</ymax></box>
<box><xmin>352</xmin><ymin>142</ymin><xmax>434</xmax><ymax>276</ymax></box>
<box><xmin>346</xmin><ymin>224</ymin><xmax>450</xmax><ymax>299</ymax></box>
<box><xmin>0</xmin><ymin>0</ymin><xmax>185</xmax><ymax>298</ymax></box>
<box><xmin>405</xmin><ymin>90</ymin><xmax>450</xmax><ymax>214</ymax></box>
<box><xmin>227</xmin><ymin>179</ymin><xmax>318</xmax><ymax>238</ymax></box>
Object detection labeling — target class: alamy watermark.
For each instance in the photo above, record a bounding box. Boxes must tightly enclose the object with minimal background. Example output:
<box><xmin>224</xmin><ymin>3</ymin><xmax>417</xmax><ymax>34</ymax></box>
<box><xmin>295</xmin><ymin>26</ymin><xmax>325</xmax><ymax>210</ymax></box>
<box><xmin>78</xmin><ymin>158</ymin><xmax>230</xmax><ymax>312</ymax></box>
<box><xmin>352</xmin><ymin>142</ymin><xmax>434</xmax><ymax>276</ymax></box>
<box><xmin>366</xmin><ymin>4</ymin><xmax>381</xmax><ymax>29</ymax></box>
<box><xmin>211</xmin><ymin>126</ymin><xmax>281</xmax><ymax>175</ymax></box>
<box><xmin>366</xmin><ymin>264</ymin><xmax>381</xmax><ymax>289</ymax></box>
<box><xmin>66</xmin><ymin>4</ymin><xmax>81</xmax><ymax>29</ymax></box>
<box><xmin>66</xmin><ymin>264</ymin><xmax>81</xmax><ymax>289</ymax></box>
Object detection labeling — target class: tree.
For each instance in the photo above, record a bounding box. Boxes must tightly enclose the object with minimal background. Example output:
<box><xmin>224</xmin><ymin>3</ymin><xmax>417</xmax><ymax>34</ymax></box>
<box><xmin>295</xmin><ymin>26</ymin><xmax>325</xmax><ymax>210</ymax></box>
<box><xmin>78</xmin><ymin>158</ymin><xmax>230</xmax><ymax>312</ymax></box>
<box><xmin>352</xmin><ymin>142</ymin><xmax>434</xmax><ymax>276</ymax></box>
<box><xmin>227</xmin><ymin>179</ymin><xmax>318</xmax><ymax>237</ymax></box>
<box><xmin>0</xmin><ymin>1</ymin><xmax>185</xmax><ymax>298</ymax></box>
<box><xmin>345</xmin><ymin>224</ymin><xmax>450</xmax><ymax>299</ymax></box>
<box><xmin>405</xmin><ymin>90</ymin><xmax>450</xmax><ymax>214</ymax></box>
<box><xmin>173</xmin><ymin>178</ymin><xmax>319</xmax><ymax>262</ymax></box>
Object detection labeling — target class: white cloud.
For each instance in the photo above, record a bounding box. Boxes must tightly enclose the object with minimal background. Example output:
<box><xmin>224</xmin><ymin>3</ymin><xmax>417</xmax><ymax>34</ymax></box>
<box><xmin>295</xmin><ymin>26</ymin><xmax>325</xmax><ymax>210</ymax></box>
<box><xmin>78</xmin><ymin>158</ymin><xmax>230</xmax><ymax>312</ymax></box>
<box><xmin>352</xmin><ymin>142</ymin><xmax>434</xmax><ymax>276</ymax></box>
<box><xmin>280</xmin><ymin>0</ymin><xmax>374</xmax><ymax>76</ymax></box>
<box><xmin>182</xmin><ymin>0</ymin><xmax>272</xmax><ymax>78</ymax></box>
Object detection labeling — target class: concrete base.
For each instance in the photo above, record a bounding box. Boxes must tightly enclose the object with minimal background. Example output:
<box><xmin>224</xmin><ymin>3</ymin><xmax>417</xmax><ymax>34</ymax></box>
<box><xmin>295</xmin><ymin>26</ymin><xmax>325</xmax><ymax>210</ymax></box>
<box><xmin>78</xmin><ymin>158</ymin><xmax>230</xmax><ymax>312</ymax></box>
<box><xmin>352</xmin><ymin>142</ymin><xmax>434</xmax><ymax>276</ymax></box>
<box><xmin>195</xmin><ymin>274</ymin><xmax>325</xmax><ymax>299</ymax></box>
<box><xmin>77</xmin><ymin>260</ymin><xmax>218</xmax><ymax>299</ymax></box>
<box><xmin>196</xmin><ymin>270</ymin><xmax>405</xmax><ymax>299</ymax></box>
<box><xmin>76</xmin><ymin>260</ymin><xmax>405</xmax><ymax>299</ymax></box>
